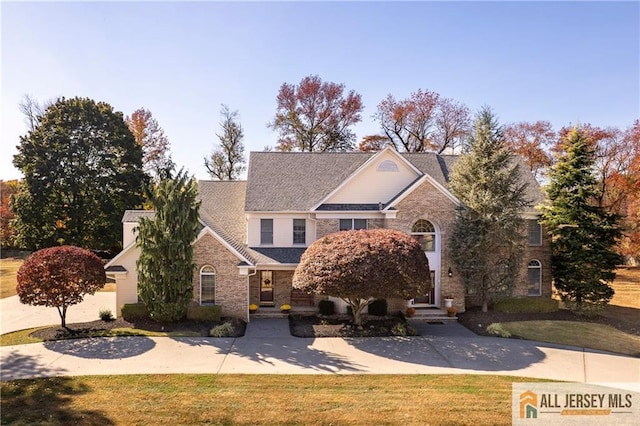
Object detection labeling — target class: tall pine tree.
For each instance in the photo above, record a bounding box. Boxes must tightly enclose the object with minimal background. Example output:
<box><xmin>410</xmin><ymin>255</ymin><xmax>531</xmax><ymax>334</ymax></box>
<box><xmin>136</xmin><ymin>168</ymin><xmax>201</xmax><ymax>322</ymax></box>
<box><xmin>449</xmin><ymin>107</ymin><xmax>530</xmax><ymax>312</ymax></box>
<box><xmin>540</xmin><ymin>127</ymin><xmax>621</xmax><ymax>312</ymax></box>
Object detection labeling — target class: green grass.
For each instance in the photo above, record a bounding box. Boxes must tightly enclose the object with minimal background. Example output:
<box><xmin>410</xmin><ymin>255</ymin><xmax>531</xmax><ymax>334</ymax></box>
<box><xmin>0</xmin><ymin>374</ymin><xmax>551</xmax><ymax>425</ymax></box>
<box><xmin>489</xmin><ymin>320</ymin><xmax>640</xmax><ymax>357</ymax></box>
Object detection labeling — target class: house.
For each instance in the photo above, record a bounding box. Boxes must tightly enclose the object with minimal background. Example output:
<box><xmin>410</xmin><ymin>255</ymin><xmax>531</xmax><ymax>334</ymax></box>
<box><xmin>105</xmin><ymin>147</ymin><xmax>551</xmax><ymax>321</ymax></box>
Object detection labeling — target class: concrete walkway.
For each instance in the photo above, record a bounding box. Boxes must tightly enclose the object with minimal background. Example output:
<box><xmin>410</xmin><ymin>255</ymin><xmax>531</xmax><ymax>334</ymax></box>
<box><xmin>1</xmin><ymin>318</ymin><xmax>638</xmax><ymax>391</ymax></box>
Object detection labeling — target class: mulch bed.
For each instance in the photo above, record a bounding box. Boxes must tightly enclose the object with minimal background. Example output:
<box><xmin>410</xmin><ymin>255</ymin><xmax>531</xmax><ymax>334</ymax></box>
<box><xmin>30</xmin><ymin>317</ymin><xmax>246</xmax><ymax>341</ymax></box>
<box><xmin>289</xmin><ymin>314</ymin><xmax>414</xmax><ymax>338</ymax></box>
<box><xmin>457</xmin><ymin>307</ymin><xmax>640</xmax><ymax>336</ymax></box>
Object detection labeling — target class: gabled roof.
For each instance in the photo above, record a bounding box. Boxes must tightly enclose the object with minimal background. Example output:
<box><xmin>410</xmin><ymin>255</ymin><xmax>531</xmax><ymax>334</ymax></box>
<box><xmin>245</xmin><ymin>152</ymin><xmax>372</xmax><ymax>211</ymax></box>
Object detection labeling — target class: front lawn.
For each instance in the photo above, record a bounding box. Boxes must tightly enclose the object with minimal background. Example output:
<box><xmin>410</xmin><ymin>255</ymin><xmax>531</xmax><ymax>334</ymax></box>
<box><xmin>0</xmin><ymin>374</ymin><xmax>550</xmax><ymax>425</ymax></box>
<box><xmin>0</xmin><ymin>257</ymin><xmax>23</xmax><ymax>299</ymax></box>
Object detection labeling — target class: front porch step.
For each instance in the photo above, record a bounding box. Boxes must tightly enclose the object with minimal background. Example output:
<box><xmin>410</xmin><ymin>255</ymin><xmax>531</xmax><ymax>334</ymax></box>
<box><xmin>410</xmin><ymin>308</ymin><xmax>458</xmax><ymax>322</ymax></box>
<box><xmin>250</xmin><ymin>306</ymin><xmax>316</xmax><ymax>320</ymax></box>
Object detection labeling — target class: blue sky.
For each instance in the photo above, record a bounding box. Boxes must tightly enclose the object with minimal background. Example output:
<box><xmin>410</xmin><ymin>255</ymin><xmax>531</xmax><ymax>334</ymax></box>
<box><xmin>2</xmin><ymin>1</ymin><xmax>638</xmax><ymax>181</ymax></box>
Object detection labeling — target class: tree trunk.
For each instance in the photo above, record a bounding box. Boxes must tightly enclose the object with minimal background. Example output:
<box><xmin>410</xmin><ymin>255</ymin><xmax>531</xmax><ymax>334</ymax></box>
<box><xmin>57</xmin><ymin>305</ymin><xmax>68</xmax><ymax>328</ymax></box>
<box><xmin>481</xmin><ymin>299</ymin><xmax>488</xmax><ymax>313</ymax></box>
<box><xmin>346</xmin><ymin>298</ymin><xmax>369</xmax><ymax>326</ymax></box>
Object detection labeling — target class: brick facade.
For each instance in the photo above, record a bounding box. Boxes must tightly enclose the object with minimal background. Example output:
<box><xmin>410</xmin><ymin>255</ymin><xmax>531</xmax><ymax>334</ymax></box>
<box><xmin>192</xmin><ymin>233</ymin><xmax>248</xmax><ymax>321</ymax></box>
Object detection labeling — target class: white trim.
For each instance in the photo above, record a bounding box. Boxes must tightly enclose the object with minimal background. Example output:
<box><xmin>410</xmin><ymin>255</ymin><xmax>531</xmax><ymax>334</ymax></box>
<box><xmin>527</xmin><ymin>259</ymin><xmax>543</xmax><ymax>296</ymax></box>
<box><xmin>104</xmin><ymin>240</ymin><xmax>137</xmax><ymax>268</ymax></box>
<box><xmin>195</xmin><ymin>227</ymin><xmax>254</xmax><ymax>266</ymax></box>
<box><xmin>199</xmin><ymin>265</ymin><xmax>216</xmax><ymax>305</ymax></box>
<box><xmin>311</xmin><ymin>147</ymin><xmax>422</xmax><ymax>211</ymax></box>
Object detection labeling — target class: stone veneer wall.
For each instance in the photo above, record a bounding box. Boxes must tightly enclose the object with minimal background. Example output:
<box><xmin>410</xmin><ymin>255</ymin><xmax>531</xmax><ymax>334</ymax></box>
<box><xmin>192</xmin><ymin>233</ymin><xmax>248</xmax><ymax>321</ymax></box>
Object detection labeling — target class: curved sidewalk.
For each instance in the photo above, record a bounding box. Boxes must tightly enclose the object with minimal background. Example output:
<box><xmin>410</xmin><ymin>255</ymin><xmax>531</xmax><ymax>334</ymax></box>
<box><xmin>2</xmin><ymin>319</ymin><xmax>638</xmax><ymax>391</ymax></box>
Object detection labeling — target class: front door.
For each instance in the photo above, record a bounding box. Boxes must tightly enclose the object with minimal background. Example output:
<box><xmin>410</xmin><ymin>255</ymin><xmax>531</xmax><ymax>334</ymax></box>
<box><xmin>260</xmin><ymin>271</ymin><xmax>274</xmax><ymax>305</ymax></box>
<box><xmin>410</xmin><ymin>270</ymin><xmax>437</xmax><ymax>306</ymax></box>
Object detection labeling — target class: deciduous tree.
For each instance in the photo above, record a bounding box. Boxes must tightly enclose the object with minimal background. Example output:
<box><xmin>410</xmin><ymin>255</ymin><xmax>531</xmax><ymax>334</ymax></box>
<box><xmin>18</xmin><ymin>94</ymin><xmax>54</xmax><ymax>132</ymax></box>
<box><xmin>269</xmin><ymin>75</ymin><xmax>363</xmax><ymax>152</ymax></box>
<box><xmin>373</xmin><ymin>90</ymin><xmax>471</xmax><ymax>154</ymax></box>
<box><xmin>540</xmin><ymin>126</ymin><xmax>622</xmax><ymax>312</ymax></box>
<box><xmin>16</xmin><ymin>246</ymin><xmax>106</xmax><ymax>328</ymax></box>
<box><xmin>204</xmin><ymin>104</ymin><xmax>246</xmax><ymax>180</ymax></box>
<box><xmin>502</xmin><ymin>121</ymin><xmax>555</xmax><ymax>182</ymax></box>
<box><xmin>292</xmin><ymin>229</ymin><xmax>431</xmax><ymax>325</ymax></box>
<box><xmin>0</xmin><ymin>179</ymin><xmax>19</xmax><ymax>248</ymax></box>
<box><xmin>137</xmin><ymin>168</ymin><xmax>201</xmax><ymax>322</ymax></box>
<box><xmin>12</xmin><ymin>97</ymin><xmax>147</xmax><ymax>252</ymax></box>
<box><xmin>125</xmin><ymin>108</ymin><xmax>172</xmax><ymax>181</ymax></box>
<box><xmin>449</xmin><ymin>107</ymin><xmax>530</xmax><ymax>312</ymax></box>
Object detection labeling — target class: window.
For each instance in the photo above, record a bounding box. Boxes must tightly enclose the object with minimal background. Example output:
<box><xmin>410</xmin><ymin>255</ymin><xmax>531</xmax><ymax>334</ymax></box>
<box><xmin>527</xmin><ymin>260</ymin><xmax>542</xmax><ymax>296</ymax></box>
<box><xmin>411</xmin><ymin>219</ymin><xmax>436</xmax><ymax>251</ymax></box>
<box><xmin>261</xmin><ymin>219</ymin><xmax>273</xmax><ymax>245</ymax></box>
<box><xmin>293</xmin><ymin>219</ymin><xmax>306</xmax><ymax>244</ymax></box>
<box><xmin>528</xmin><ymin>220</ymin><xmax>542</xmax><ymax>246</ymax></box>
<box><xmin>377</xmin><ymin>160</ymin><xmax>399</xmax><ymax>172</ymax></box>
<box><xmin>200</xmin><ymin>266</ymin><xmax>216</xmax><ymax>304</ymax></box>
<box><xmin>339</xmin><ymin>219</ymin><xmax>368</xmax><ymax>231</ymax></box>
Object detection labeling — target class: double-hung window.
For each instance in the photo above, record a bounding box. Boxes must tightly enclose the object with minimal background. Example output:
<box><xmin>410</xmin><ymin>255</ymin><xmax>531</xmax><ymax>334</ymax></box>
<box><xmin>339</xmin><ymin>219</ymin><xmax>368</xmax><ymax>231</ymax></box>
<box><xmin>528</xmin><ymin>220</ymin><xmax>542</xmax><ymax>246</ymax></box>
<box><xmin>293</xmin><ymin>219</ymin><xmax>306</xmax><ymax>244</ymax></box>
<box><xmin>261</xmin><ymin>219</ymin><xmax>273</xmax><ymax>245</ymax></box>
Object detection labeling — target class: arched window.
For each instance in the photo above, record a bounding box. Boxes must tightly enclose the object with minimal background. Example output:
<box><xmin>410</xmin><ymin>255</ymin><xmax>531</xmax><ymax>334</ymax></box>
<box><xmin>200</xmin><ymin>265</ymin><xmax>216</xmax><ymax>305</ymax></box>
<box><xmin>411</xmin><ymin>219</ymin><xmax>436</xmax><ymax>251</ymax></box>
<box><xmin>377</xmin><ymin>160</ymin><xmax>399</xmax><ymax>172</ymax></box>
<box><xmin>527</xmin><ymin>260</ymin><xmax>542</xmax><ymax>296</ymax></box>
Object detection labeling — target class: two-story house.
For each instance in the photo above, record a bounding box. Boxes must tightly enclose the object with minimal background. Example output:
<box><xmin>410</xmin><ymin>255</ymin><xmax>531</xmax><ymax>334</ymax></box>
<box><xmin>106</xmin><ymin>147</ymin><xmax>551</xmax><ymax>321</ymax></box>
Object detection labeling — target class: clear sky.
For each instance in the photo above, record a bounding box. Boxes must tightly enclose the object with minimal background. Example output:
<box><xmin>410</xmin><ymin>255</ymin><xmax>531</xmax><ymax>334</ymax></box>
<box><xmin>1</xmin><ymin>1</ymin><xmax>638</xmax><ymax>181</ymax></box>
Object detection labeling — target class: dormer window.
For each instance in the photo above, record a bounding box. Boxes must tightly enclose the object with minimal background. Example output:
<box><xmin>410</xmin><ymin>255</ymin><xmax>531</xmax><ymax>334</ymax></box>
<box><xmin>377</xmin><ymin>160</ymin><xmax>399</xmax><ymax>172</ymax></box>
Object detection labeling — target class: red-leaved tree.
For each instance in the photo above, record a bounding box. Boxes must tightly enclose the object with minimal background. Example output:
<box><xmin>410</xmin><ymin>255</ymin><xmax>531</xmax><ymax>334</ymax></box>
<box><xmin>292</xmin><ymin>229</ymin><xmax>431</xmax><ymax>325</ymax></box>
<box><xmin>16</xmin><ymin>246</ymin><xmax>106</xmax><ymax>327</ymax></box>
<box><xmin>269</xmin><ymin>75</ymin><xmax>364</xmax><ymax>152</ymax></box>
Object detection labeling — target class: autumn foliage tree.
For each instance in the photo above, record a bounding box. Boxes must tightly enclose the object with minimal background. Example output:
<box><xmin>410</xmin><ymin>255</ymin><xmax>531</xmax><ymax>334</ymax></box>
<box><xmin>269</xmin><ymin>75</ymin><xmax>364</xmax><ymax>152</ymax></box>
<box><xmin>125</xmin><ymin>108</ymin><xmax>172</xmax><ymax>181</ymax></box>
<box><xmin>368</xmin><ymin>89</ymin><xmax>471</xmax><ymax>154</ymax></box>
<box><xmin>292</xmin><ymin>229</ymin><xmax>431</xmax><ymax>325</ymax></box>
<box><xmin>0</xmin><ymin>179</ymin><xmax>19</xmax><ymax>248</ymax></box>
<box><xmin>502</xmin><ymin>121</ymin><xmax>555</xmax><ymax>182</ymax></box>
<box><xmin>16</xmin><ymin>246</ymin><xmax>106</xmax><ymax>328</ymax></box>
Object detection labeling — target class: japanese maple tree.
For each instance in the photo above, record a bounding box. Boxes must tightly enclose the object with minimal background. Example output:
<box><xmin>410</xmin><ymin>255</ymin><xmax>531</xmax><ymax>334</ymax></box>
<box><xmin>292</xmin><ymin>229</ymin><xmax>431</xmax><ymax>325</ymax></box>
<box><xmin>16</xmin><ymin>246</ymin><xmax>106</xmax><ymax>328</ymax></box>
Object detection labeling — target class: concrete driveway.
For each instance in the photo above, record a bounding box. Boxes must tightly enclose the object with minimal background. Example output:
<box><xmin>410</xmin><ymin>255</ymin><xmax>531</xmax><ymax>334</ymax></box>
<box><xmin>0</xmin><ymin>292</ymin><xmax>117</xmax><ymax>334</ymax></box>
<box><xmin>1</xmin><ymin>319</ymin><xmax>638</xmax><ymax>392</ymax></box>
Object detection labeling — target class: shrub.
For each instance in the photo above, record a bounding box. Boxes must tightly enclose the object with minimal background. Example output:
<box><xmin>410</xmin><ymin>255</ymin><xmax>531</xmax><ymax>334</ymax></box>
<box><xmin>209</xmin><ymin>322</ymin><xmax>235</xmax><ymax>337</ymax></box>
<box><xmin>318</xmin><ymin>300</ymin><xmax>335</xmax><ymax>316</ymax></box>
<box><xmin>187</xmin><ymin>305</ymin><xmax>222</xmax><ymax>322</ymax></box>
<box><xmin>99</xmin><ymin>309</ymin><xmax>115</xmax><ymax>322</ymax></box>
<box><xmin>487</xmin><ymin>323</ymin><xmax>511</xmax><ymax>338</ymax></box>
<box><xmin>368</xmin><ymin>299</ymin><xmax>387</xmax><ymax>316</ymax></box>
<box><xmin>121</xmin><ymin>303</ymin><xmax>149</xmax><ymax>321</ymax></box>
<box><xmin>391</xmin><ymin>322</ymin><xmax>418</xmax><ymax>336</ymax></box>
<box><xmin>494</xmin><ymin>298</ymin><xmax>558</xmax><ymax>313</ymax></box>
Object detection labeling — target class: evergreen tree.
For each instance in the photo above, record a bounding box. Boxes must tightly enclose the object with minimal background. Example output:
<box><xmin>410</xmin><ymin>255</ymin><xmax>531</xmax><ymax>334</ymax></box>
<box><xmin>136</xmin><ymin>168</ymin><xmax>201</xmax><ymax>322</ymax></box>
<box><xmin>540</xmin><ymin>127</ymin><xmax>621</xmax><ymax>312</ymax></box>
<box><xmin>449</xmin><ymin>107</ymin><xmax>530</xmax><ymax>312</ymax></box>
<box><xmin>204</xmin><ymin>104</ymin><xmax>246</xmax><ymax>180</ymax></box>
